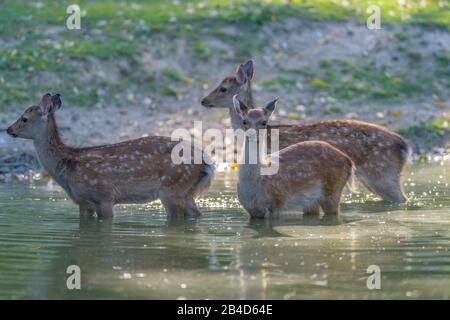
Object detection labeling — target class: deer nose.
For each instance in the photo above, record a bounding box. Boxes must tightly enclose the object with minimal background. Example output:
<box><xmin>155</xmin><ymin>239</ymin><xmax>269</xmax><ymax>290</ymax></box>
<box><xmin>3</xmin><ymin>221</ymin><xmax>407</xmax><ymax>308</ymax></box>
<box><xmin>201</xmin><ymin>98</ymin><xmax>212</xmax><ymax>108</ymax></box>
<box><xmin>6</xmin><ymin>126</ymin><xmax>16</xmax><ymax>137</ymax></box>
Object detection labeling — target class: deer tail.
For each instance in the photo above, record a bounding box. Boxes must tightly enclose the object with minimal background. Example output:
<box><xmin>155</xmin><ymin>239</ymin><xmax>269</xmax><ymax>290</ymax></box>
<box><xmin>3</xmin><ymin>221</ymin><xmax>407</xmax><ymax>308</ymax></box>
<box><xmin>345</xmin><ymin>157</ymin><xmax>356</xmax><ymax>193</ymax></box>
<box><xmin>192</xmin><ymin>152</ymin><xmax>215</xmax><ymax>197</ymax></box>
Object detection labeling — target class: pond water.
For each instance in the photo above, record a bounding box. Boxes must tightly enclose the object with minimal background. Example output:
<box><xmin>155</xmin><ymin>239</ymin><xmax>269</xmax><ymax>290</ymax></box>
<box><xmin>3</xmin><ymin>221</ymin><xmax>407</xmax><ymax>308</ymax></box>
<box><xmin>0</xmin><ymin>160</ymin><xmax>449</xmax><ymax>299</ymax></box>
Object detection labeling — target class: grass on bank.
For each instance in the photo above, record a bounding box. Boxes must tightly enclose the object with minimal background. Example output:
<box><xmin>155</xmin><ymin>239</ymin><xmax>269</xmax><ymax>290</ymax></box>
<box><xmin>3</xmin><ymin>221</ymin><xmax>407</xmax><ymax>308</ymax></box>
<box><xmin>0</xmin><ymin>0</ymin><xmax>448</xmax><ymax>109</ymax></box>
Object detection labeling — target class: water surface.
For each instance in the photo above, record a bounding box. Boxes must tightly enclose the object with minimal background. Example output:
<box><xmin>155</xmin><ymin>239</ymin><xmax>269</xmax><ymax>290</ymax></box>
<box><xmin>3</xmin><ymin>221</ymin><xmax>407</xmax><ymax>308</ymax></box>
<box><xmin>0</xmin><ymin>161</ymin><xmax>449</xmax><ymax>299</ymax></box>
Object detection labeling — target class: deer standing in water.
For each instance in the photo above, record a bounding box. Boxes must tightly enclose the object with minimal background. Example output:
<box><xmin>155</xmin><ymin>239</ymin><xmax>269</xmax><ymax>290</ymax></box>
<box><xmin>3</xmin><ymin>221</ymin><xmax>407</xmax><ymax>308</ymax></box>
<box><xmin>233</xmin><ymin>95</ymin><xmax>353</xmax><ymax>218</ymax></box>
<box><xmin>201</xmin><ymin>60</ymin><xmax>412</xmax><ymax>203</ymax></box>
<box><xmin>7</xmin><ymin>94</ymin><xmax>214</xmax><ymax>218</ymax></box>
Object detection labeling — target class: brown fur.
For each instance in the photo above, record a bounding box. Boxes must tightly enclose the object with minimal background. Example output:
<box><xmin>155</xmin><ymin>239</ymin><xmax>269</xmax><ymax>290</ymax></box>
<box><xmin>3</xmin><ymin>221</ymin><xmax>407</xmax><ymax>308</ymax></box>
<box><xmin>7</xmin><ymin>95</ymin><xmax>214</xmax><ymax>218</ymax></box>
<box><xmin>235</xmin><ymin>99</ymin><xmax>353</xmax><ymax>218</ymax></box>
<box><xmin>263</xmin><ymin>141</ymin><xmax>353</xmax><ymax>216</ymax></box>
<box><xmin>202</xmin><ymin>61</ymin><xmax>411</xmax><ymax>202</ymax></box>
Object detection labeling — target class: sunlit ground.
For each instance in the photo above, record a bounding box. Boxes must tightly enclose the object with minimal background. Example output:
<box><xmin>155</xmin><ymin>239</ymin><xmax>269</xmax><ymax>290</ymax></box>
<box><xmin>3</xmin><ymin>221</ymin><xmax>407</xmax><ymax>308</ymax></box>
<box><xmin>0</xmin><ymin>158</ymin><xmax>449</xmax><ymax>299</ymax></box>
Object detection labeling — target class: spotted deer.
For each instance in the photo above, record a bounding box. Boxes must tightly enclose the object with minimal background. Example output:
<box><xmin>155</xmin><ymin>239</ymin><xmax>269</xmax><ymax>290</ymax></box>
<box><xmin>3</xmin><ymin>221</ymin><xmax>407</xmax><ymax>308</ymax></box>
<box><xmin>201</xmin><ymin>60</ymin><xmax>412</xmax><ymax>203</ymax></box>
<box><xmin>7</xmin><ymin>94</ymin><xmax>214</xmax><ymax>218</ymax></box>
<box><xmin>233</xmin><ymin>95</ymin><xmax>353</xmax><ymax>218</ymax></box>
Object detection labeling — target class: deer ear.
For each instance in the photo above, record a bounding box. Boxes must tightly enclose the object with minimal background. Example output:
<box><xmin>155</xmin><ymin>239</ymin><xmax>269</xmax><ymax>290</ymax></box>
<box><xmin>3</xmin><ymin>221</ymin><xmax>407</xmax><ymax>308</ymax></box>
<box><xmin>243</xmin><ymin>60</ymin><xmax>254</xmax><ymax>80</ymax></box>
<box><xmin>235</xmin><ymin>64</ymin><xmax>247</xmax><ymax>85</ymax></box>
<box><xmin>264</xmin><ymin>97</ymin><xmax>279</xmax><ymax>116</ymax></box>
<box><xmin>39</xmin><ymin>93</ymin><xmax>52</xmax><ymax>116</ymax></box>
<box><xmin>51</xmin><ymin>94</ymin><xmax>62</xmax><ymax>111</ymax></box>
<box><xmin>232</xmin><ymin>95</ymin><xmax>248</xmax><ymax>119</ymax></box>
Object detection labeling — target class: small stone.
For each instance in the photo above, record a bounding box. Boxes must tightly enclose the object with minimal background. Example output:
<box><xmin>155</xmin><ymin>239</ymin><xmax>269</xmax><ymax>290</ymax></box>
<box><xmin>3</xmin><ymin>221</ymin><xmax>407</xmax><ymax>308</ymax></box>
<box><xmin>295</xmin><ymin>105</ymin><xmax>305</xmax><ymax>112</ymax></box>
<box><xmin>376</xmin><ymin>112</ymin><xmax>385</xmax><ymax>119</ymax></box>
<box><xmin>345</xmin><ymin>112</ymin><xmax>359</xmax><ymax>119</ymax></box>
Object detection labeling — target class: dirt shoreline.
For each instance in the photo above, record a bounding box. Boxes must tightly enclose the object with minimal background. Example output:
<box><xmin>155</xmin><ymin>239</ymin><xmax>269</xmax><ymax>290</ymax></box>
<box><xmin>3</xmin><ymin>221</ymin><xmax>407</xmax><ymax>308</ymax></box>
<box><xmin>1</xmin><ymin>113</ymin><xmax>448</xmax><ymax>179</ymax></box>
<box><xmin>1</xmin><ymin>19</ymin><xmax>448</xmax><ymax>178</ymax></box>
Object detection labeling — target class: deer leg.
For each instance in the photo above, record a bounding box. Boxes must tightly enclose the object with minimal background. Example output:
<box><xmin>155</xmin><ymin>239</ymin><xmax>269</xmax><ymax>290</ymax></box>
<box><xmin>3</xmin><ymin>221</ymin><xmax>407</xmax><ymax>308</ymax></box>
<box><xmin>186</xmin><ymin>197</ymin><xmax>202</xmax><ymax>218</ymax></box>
<box><xmin>160</xmin><ymin>195</ymin><xmax>187</xmax><ymax>218</ymax></box>
<box><xmin>320</xmin><ymin>198</ymin><xmax>340</xmax><ymax>216</ymax></box>
<box><xmin>95</xmin><ymin>202</ymin><xmax>114</xmax><ymax>218</ymax></box>
<box><xmin>303</xmin><ymin>204</ymin><xmax>321</xmax><ymax>217</ymax></box>
<box><xmin>79</xmin><ymin>203</ymin><xmax>95</xmax><ymax>217</ymax></box>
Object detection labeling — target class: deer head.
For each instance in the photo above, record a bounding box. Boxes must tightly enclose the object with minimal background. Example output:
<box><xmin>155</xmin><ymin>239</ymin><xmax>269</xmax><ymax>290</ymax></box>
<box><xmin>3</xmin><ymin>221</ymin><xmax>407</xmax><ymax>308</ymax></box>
<box><xmin>201</xmin><ymin>60</ymin><xmax>254</xmax><ymax>109</ymax></box>
<box><xmin>232</xmin><ymin>94</ymin><xmax>278</xmax><ymax>140</ymax></box>
<box><xmin>7</xmin><ymin>93</ymin><xmax>62</xmax><ymax>140</ymax></box>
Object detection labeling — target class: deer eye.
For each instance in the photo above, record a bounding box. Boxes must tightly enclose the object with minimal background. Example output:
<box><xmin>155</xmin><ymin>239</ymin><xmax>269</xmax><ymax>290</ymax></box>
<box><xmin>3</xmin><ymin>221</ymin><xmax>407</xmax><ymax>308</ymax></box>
<box><xmin>219</xmin><ymin>87</ymin><xmax>227</xmax><ymax>93</ymax></box>
<box><xmin>21</xmin><ymin>117</ymin><xmax>28</xmax><ymax>123</ymax></box>
<box><xmin>242</xmin><ymin>120</ymin><xmax>247</xmax><ymax>125</ymax></box>
<box><xmin>261</xmin><ymin>121</ymin><xmax>267</xmax><ymax>126</ymax></box>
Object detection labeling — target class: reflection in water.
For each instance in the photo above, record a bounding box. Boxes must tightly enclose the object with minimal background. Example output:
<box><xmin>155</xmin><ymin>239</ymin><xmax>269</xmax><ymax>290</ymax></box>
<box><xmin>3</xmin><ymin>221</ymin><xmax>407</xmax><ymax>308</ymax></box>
<box><xmin>0</xmin><ymin>161</ymin><xmax>449</xmax><ymax>299</ymax></box>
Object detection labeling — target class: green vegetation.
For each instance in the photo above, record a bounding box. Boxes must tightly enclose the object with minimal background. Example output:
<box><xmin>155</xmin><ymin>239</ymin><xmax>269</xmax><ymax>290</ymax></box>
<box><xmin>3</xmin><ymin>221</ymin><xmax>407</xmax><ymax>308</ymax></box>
<box><xmin>1</xmin><ymin>0</ymin><xmax>448</xmax><ymax>54</ymax></box>
<box><xmin>434</xmin><ymin>50</ymin><xmax>450</xmax><ymax>81</ymax></box>
<box><xmin>60</xmin><ymin>37</ymin><xmax>135</xmax><ymax>59</ymax></box>
<box><xmin>396</xmin><ymin>117</ymin><xmax>450</xmax><ymax>151</ymax></box>
<box><xmin>260</xmin><ymin>77</ymin><xmax>297</xmax><ymax>91</ymax></box>
<box><xmin>188</xmin><ymin>40</ymin><xmax>215</xmax><ymax>60</ymax></box>
<box><xmin>426</xmin><ymin>118</ymin><xmax>450</xmax><ymax>137</ymax></box>
<box><xmin>1</xmin><ymin>1</ymin><xmax>448</xmax><ymax>38</ymax></box>
<box><xmin>394</xmin><ymin>32</ymin><xmax>410</xmax><ymax>42</ymax></box>
<box><xmin>308</xmin><ymin>58</ymin><xmax>446</xmax><ymax>101</ymax></box>
<box><xmin>310</xmin><ymin>79</ymin><xmax>329</xmax><ymax>89</ymax></box>
<box><xmin>162</xmin><ymin>68</ymin><xmax>193</xmax><ymax>84</ymax></box>
<box><xmin>324</xmin><ymin>106</ymin><xmax>345</xmax><ymax>115</ymax></box>
<box><xmin>0</xmin><ymin>0</ymin><xmax>448</xmax><ymax>109</ymax></box>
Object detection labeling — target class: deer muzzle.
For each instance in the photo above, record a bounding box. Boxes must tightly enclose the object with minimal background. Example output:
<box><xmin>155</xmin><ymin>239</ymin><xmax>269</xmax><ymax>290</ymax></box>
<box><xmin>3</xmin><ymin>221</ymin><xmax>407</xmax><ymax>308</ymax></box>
<box><xmin>6</xmin><ymin>126</ymin><xmax>18</xmax><ymax>138</ymax></box>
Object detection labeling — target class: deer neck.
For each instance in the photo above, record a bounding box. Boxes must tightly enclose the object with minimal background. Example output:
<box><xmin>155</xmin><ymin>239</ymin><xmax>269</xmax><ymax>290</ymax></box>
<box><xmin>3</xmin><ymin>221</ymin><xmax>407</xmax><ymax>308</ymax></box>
<box><xmin>33</xmin><ymin>113</ymin><xmax>73</xmax><ymax>186</ymax></box>
<box><xmin>238</xmin><ymin>136</ymin><xmax>263</xmax><ymax>190</ymax></box>
<box><xmin>229</xmin><ymin>81</ymin><xmax>255</xmax><ymax>130</ymax></box>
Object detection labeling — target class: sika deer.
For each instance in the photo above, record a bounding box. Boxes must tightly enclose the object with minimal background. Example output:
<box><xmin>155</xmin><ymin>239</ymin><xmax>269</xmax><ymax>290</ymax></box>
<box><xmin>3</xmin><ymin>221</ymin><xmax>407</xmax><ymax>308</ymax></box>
<box><xmin>201</xmin><ymin>60</ymin><xmax>412</xmax><ymax>203</ymax></box>
<box><xmin>7</xmin><ymin>93</ymin><xmax>214</xmax><ymax>218</ymax></box>
<box><xmin>233</xmin><ymin>95</ymin><xmax>353</xmax><ymax>218</ymax></box>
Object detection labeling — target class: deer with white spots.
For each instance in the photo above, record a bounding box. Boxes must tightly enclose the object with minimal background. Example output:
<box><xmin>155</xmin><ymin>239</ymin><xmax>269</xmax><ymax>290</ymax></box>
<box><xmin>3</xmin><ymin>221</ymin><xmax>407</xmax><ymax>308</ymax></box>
<box><xmin>7</xmin><ymin>94</ymin><xmax>214</xmax><ymax>218</ymax></box>
<box><xmin>201</xmin><ymin>60</ymin><xmax>412</xmax><ymax>203</ymax></box>
<box><xmin>233</xmin><ymin>95</ymin><xmax>354</xmax><ymax>218</ymax></box>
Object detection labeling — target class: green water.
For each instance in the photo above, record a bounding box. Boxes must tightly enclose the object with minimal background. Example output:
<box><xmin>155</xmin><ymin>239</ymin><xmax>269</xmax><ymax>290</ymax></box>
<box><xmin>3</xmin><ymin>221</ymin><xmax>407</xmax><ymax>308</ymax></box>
<box><xmin>0</xmin><ymin>161</ymin><xmax>449</xmax><ymax>299</ymax></box>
